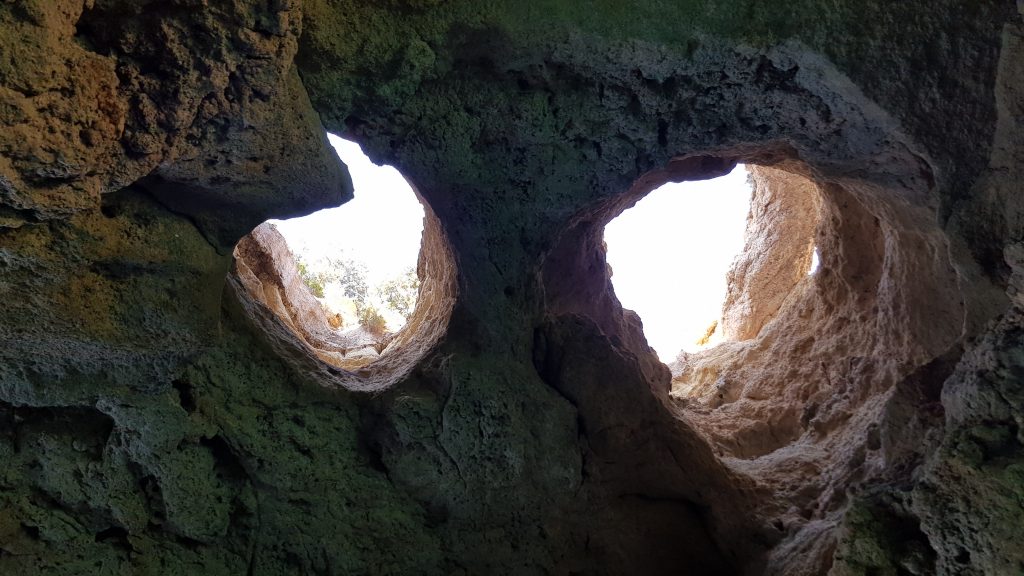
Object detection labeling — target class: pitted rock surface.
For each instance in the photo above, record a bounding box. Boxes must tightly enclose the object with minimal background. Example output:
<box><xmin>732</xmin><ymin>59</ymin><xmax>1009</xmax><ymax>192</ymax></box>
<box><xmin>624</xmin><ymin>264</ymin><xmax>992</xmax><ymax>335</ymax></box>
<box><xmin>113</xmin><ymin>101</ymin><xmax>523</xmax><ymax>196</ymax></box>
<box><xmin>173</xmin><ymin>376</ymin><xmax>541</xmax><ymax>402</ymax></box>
<box><xmin>1</xmin><ymin>2</ymin><xmax>1022</xmax><ymax>575</ymax></box>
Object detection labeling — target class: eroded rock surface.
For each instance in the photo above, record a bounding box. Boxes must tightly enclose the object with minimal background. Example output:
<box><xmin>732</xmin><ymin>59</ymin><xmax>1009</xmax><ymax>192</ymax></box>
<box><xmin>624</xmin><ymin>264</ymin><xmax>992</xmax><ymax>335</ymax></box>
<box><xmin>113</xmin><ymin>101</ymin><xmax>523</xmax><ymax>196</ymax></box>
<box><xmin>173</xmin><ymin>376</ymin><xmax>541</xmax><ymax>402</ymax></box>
<box><xmin>233</xmin><ymin>222</ymin><xmax>380</xmax><ymax>368</ymax></box>
<box><xmin>1</xmin><ymin>1</ymin><xmax>1022</xmax><ymax>575</ymax></box>
<box><xmin>720</xmin><ymin>165</ymin><xmax>821</xmax><ymax>342</ymax></box>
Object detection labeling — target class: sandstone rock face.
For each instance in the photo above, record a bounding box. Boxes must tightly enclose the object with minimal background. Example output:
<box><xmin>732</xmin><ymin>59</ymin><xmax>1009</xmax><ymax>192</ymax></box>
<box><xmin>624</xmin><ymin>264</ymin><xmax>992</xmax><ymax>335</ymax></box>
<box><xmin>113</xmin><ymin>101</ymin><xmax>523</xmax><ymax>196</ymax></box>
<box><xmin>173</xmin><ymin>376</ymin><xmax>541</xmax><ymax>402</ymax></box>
<box><xmin>0</xmin><ymin>0</ymin><xmax>349</xmax><ymax>245</ymax></box>
<box><xmin>232</xmin><ymin>217</ymin><xmax>457</xmax><ymax>387</ymax></box>
<box><xmin>1</xmin><ymin>1</ymin><xmax>1022</xmax><ymax>575</ymax></box>
<box><xmin>233</xmin><ymin>222</ymin><xmax>373</xmax><ymax>367</ymax></box>
<box><xmin>720</xmin><ymin>166</ymin><xmax>821</xmax><ymax>342</ymax></box>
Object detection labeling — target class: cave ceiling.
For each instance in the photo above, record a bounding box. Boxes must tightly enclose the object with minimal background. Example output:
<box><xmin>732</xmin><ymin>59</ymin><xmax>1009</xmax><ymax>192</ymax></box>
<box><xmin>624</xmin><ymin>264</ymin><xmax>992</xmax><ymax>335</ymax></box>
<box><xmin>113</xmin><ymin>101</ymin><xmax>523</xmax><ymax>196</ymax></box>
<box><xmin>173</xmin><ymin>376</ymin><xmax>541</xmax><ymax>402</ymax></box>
<box><xmin>0</xmin><ymin>1</ymin><xmax>1022</xmax><ymax>575</ymax></box>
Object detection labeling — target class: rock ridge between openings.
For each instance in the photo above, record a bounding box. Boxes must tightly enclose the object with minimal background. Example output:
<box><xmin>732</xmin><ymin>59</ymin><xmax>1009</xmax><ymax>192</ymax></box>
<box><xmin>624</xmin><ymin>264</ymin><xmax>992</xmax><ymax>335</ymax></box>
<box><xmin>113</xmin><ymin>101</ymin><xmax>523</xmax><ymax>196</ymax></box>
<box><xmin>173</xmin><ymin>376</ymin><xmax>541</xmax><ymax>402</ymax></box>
<box><xmin>0</xmin><ymin>1</ymin><xmax>1021</xmax><ymax>575</ymax></box>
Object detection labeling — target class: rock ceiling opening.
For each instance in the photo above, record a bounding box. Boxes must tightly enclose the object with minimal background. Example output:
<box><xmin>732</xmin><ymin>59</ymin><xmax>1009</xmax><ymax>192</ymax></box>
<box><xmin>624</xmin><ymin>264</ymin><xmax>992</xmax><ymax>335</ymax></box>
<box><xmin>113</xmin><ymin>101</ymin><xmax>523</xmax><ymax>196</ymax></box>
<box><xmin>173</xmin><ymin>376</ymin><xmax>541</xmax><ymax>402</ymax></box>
<box><xmin>603</xmin><ymin>160</ymin><xmax>822</xmax><ymax>363</ymax></box>
<box><xmin>230</xmin><ymin>136</ymin><xmax>457</xmax><ymax>391</ymax></box>
<box><xmin>270</xmin><ymin>135</ymin><xmax>425</xmax><ymax>340</ymax></box>
<box><xmin>605</xmin><ymin>163</ymin><xmax>758</xmax><ymax>360</ymax></box>
<box><xmin>2</xmin><ymin>2</ymin><xmax>1019</xmax><ymax>574</ymax></box>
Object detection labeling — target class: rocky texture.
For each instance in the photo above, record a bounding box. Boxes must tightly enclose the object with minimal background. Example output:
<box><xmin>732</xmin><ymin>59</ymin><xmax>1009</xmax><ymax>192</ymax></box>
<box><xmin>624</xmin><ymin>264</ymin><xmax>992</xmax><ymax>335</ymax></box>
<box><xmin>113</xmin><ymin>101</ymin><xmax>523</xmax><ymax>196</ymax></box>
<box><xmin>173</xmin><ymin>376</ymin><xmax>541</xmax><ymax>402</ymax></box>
<box><xmin>233</xmin><ymin>222</ymin><xmax>376</xmax><ymax>368</ymax></box>
<box><xmin>1</xmin><ymin>1</ymin><xmax>1022</xmax><ymax>575</ymax></box>
<box><xmin>669</xmin><ymin>154</ymin><xmax>964</xmax><ymax>570</ymax></box>
<box><xmin>234</xmin><ymin>224</ymin><xmax>325</xmax><ymax>339</ymax></box>
<box><xmin>720</xmin><ymin>166</ymin><xmax>821</xmax><ymax>342</ymax></box>
<box><xmin>0</xmin><ymin>0</ymin><xmax>348</xmax><ymax>246</ymax></box>
<box><xmin>233</xmin><ymin>218</ymin><xmax>456</xmax><ymax>384</ymax></box>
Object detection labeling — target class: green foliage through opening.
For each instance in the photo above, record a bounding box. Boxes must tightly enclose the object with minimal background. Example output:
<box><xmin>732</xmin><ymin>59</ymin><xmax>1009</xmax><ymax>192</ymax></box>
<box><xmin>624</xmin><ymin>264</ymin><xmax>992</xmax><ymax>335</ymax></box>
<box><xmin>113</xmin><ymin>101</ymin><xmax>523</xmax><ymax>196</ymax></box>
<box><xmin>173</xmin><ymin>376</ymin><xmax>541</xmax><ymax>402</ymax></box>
<box><xmin>296</xmin><ymin>253</ymin><xmax>420</xmax><ymax>334</ymax></box>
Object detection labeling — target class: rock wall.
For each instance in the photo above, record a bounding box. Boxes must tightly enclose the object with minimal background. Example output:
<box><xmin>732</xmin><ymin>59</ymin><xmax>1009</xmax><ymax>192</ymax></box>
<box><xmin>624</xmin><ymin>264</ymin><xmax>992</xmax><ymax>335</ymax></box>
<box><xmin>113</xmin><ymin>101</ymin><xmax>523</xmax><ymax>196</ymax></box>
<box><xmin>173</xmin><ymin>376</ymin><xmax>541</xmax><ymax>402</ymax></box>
<box><xmin>719</xmin><ymin>165</ymin><xmax>821</xmax><ymax>342</ymax></box>
<box><xmin>1</xmin><ymin>1</ymin><xmax>1022</xmax><ymax>575</ymax></box>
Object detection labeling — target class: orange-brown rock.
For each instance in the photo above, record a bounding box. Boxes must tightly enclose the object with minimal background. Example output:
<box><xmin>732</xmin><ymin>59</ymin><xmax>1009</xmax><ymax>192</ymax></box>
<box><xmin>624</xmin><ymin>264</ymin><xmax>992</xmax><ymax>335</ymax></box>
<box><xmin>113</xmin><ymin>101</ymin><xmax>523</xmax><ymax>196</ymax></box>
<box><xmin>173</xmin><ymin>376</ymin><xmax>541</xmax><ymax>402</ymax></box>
<box><xmin>1</xmin><ymin>2</ymin><xmax>1021</xmax><ymax>575</ymax></box>
<box><xmin>232</xmin><ymin>206</ymin><xmax>457</xmax><ymax>390</ymax></box>
<box><xmin>720</xmin><ymin>166</ymin><xmax>821</xmax><ymax>342</ymax></box>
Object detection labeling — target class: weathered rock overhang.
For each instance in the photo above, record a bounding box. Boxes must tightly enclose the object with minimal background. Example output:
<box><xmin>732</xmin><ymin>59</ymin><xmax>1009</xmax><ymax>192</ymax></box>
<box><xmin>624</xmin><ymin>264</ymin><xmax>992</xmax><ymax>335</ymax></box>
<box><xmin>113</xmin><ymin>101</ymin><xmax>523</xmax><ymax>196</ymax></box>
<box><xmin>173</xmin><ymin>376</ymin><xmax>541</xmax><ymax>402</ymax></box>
<box><xmin>0</xmin><ymin>1</ymin><xmax>1021</xmax><ymax>575</ymax></box>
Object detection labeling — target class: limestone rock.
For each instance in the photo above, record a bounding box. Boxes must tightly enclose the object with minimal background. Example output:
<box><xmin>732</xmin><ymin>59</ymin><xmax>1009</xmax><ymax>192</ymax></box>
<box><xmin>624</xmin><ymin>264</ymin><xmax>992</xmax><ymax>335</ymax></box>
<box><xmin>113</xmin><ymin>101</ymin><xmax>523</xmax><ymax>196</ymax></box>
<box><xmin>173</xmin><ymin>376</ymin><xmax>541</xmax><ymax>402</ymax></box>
<box><xmin>1</xmin><ymin>2</ymin><xmax>1022</xmax><ymax>575</ymax></box>
<box><xmin>720</xmin><ymin>166</ymin><xmax>821</xmax><ymax>342</ymax></box>
<box><xmin>0</xmin><ymin>0</ymin><xmax>349</xmax><ymax>239</ymax></box>
<box><xmin>233</xmin><ymin>222</ymin><xmax>348</xmax><ymax>356</ymax></box>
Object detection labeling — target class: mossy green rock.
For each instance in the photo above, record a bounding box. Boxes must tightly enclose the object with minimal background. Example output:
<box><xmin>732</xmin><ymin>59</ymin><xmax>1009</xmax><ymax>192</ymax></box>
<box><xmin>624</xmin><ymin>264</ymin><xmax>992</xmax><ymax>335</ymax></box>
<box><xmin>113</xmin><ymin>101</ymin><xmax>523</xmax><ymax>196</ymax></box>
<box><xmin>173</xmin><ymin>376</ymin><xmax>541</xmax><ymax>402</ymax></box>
<box><xmin>1</xmin><ymin>1</ymin><xmax>1022</xmax><ymax>575</ymax></box>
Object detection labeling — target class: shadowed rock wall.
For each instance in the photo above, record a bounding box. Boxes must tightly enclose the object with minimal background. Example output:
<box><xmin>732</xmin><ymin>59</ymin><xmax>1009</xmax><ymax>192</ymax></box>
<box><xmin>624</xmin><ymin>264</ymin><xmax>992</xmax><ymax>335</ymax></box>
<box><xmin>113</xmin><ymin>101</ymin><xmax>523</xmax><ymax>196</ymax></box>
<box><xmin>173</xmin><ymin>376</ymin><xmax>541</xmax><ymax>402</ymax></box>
<box><xmin>0</xmin><ymin>1</ymin><xmax>1022</xmax><ymax>575</ymax></box>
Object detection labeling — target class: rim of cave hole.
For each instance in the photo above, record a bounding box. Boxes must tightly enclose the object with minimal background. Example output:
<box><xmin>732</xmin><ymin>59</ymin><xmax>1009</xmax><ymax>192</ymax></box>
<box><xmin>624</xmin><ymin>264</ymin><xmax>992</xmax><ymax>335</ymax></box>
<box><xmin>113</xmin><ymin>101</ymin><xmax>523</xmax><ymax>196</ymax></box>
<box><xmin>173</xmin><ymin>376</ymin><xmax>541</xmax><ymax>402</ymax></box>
<box><xmin>229</xmin><ymin>135</ymin><xmax>457</xmax><ymax>392</ymax></box>
<box><xmin>581</xmin><ymin>148</ymin><xmax>959</xmax><ymax>461</ymax></box>
<box><xmin>602</xmin><ymin>161</ymin><xmax>822</xmax><ymax>367</ymax></box>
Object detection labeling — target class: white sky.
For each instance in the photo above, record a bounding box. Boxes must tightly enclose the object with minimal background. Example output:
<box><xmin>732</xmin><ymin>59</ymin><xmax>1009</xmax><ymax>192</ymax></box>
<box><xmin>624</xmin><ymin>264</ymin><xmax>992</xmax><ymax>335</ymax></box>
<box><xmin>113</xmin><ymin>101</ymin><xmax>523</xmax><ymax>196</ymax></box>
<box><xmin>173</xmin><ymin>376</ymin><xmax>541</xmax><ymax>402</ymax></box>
<box><xmin>272</xmin><ymin>136</ymin><xmax>753</xmax><ymax>360</ymax></box>
<box><xmin>604</xmin><ymin>166</ymin><xmax>753</xmax><ymax>360</ymax></box>
<box><xmin>270</xmin><ymin>135</ymin><xmax>425</xmax><ymax>286</ymax></box>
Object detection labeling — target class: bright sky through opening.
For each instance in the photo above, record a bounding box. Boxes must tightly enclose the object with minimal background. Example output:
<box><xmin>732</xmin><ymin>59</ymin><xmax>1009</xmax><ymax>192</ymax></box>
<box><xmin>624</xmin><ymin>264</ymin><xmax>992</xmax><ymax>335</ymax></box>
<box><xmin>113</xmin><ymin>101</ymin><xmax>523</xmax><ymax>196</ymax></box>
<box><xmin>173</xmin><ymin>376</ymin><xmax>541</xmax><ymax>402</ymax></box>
<box><xmin>270</xmin><ymin>135</ymin><xmax>425</xmax><ymax>326</ymax></box>
<box><xmin>604</xmin><ymin>166</ymin><xmax>753</xmax><ymax>361</ymax></box>
<box><xmin>271</xmin><ymin>134</ymin><xmax>424</xmax><ymax>284</ymax></box>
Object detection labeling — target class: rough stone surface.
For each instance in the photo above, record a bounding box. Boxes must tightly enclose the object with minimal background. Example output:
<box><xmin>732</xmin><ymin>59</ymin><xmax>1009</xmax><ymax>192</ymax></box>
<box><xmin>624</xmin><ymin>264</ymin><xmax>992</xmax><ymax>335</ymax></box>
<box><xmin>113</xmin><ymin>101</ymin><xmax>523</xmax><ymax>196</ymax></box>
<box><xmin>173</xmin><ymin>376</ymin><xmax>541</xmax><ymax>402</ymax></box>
<box><xmin>233</xmin><ymin>222</ymin><xmax>381</xmax><ymax>369</ymax></box>
<box><xmin>232</xmin><ymin>219</ymin><xmax>456</xmax><ymax>382</ymax></box>
<box><xmin>233</xmin><ymin>223</ymin><xmax>341</xmax><ymax>351</ymax></box>
<box><xmin>0</xmin><ymin>0</ymin><xmax>349</xmax><ymax>240</ymax></box>
<box><xmin>0</xmin><ymin>1</ymin><xmax>1022</xmax><ymax>575</ymax></box>
<box><xmin>720</xmin><ymin>165</ymin><xmax>821</xmax><ymax>342</ymax></box>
